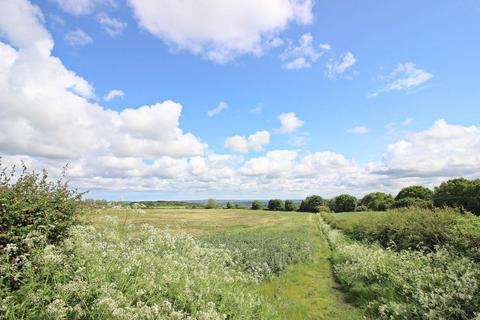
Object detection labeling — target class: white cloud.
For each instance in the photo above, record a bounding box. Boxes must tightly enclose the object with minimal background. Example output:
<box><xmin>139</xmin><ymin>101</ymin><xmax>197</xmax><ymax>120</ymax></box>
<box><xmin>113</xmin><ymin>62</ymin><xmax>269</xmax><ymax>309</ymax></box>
<box><xmin>104</xmin><ymin>89</ymin><xmax>124</xmax><ymax>101</ymax></box>
<box><xmin>50</xmin><ymin>0</ymin><xmax>114</xmax><ymax>16</ymax></box>
<box><xmin>97</xmin><ymin>13</ymin><xmax>126</xmax><ymax>37</ymax></box>
<box><xmin>0</xmin><ymin>0</ymin><xmax>206</xmax><ymax>160</ymax></box>
<box><xmin>401</xmin><ymin>117</ymin><xmax>414</xmax><ymax>126</ymax></box>
<box><xmin>275</xmin><ymin>112</ymin><xmax>304</xmax><ymax>134</ymax></box>
<box><xmin>281</xmin><ymin>33</ymin><xmax>330</xmax><ymax>70</ymax></box>
<box><xmin>369</xmin><ymin>62</ymin><xmax>433</xmax><ymax>98</ymax></box>
<box><xmin>224</xmin><ymin>131</ymin><xmax>270</xmax><ymax>153</ymax></box>
<box><xmin>347</xmin><ymin>126</ymin><xmax>370</xmax><ymax>134</ymax></box>
<box><xmin>250</xmin><ymin>105</ymin><xmax>262</xmax><ymax>114</ymax></box>
<box><xmin>127</xmin><ymin>0</ymin><xmax>313</xmax><ymax>63</ymax></box>
<box><xmin>65</xmin><ymin>28</ymin><xmax>93</xmax><ymax>47</ymax></box>
<box><xmin>326</xmin><ymin>52</ymin><xmax>356</xmax><ymax>79</ymax></box>
<box><xmin>207</xmin><ymin>101</ymin><xmax>228</xmax><ymax>117</ymax></box>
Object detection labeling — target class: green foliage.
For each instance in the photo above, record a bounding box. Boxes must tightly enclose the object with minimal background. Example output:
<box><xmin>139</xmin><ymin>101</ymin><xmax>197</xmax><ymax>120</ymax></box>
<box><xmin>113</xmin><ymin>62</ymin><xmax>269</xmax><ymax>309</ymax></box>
<box><xmin>202</xmin><ymin>229</ymin><xmax>312</xmax><ymax>281</ymax></box>
<box><xmin>359</xmin><ymin>192</ymin><xmax>393</xmax><ymax>211</ymax></box>
<box><xmin>299</xmin><ymin>195</ymin><xmax>324</xmax><ymax>213</ymax></box>
<box><xmin>330</xmin><ymin>194</ymin><xmax>357</xmax><ymax>212</ymax></box>
<box><xmin>355</xmin><ymin>205</ymin><xmax>368</xmax><ymax>212</ymax></box>
<box><xmin>315</xmin><ymin>205</ymin><xmax>331</xmax><ymax>213</ymax></box>
<box><xmin>319</xmin><ymin>218</ymin><xmax>480</xmax><ymax>319</ymax></box>
<box><xmin>267</xmin><ymin>199</ymin><xmax>284</xmax><ymax>211</ymax></box>
<box><xmin>205</xmin><ymin>198</ymin><xmax>218</xmax><ymax>209</ymax></box>
<box><xmin>251</xmin><ymin>200</ymin><xmax>263</xmax><ymax>210</ymax></box>
<box><xmin>393</xmin><ymin>196</ymin><xmax>433</xmax><ymax>209</ymax></box>
<box><xmin>434</xmin><ymin>178</ymin><xmax>480</xmax><ymax>215</ymax></box>
<box><xmin>284</xmin><ymin>200</ymin><xmax>297</xmax><ymax>212</ymax></box>
<box><xmin>0</xmin><ymin>163</ymin><xmax>82</xmax><ymax>290</ymax></box>
<box><xmin>395</xmin><ymin>185</ymin><xmax>433</xmax><ymax>201</ymax></box>
<box><xmin>226</xmin><ymin>201</ymin><xmax>233</xmax><ymax>209</ymax></box>
<box><xmin>322</xmin><ymin>208</ymin><xmax>480</xmax><ymax>262</ymax></box>
<box><xmin>1</xmin><ymin>221</ymin><xmax>275</xmax><ymax>319</ymax></box>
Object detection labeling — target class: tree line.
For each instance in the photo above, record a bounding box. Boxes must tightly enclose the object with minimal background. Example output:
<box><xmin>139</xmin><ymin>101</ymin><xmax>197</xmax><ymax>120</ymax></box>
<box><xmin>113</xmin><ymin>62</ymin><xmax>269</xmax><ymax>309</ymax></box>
<box><xmin>207</xmin><ymin>178</ymin><xmax>480</xmax><ymax>215</ymax></box>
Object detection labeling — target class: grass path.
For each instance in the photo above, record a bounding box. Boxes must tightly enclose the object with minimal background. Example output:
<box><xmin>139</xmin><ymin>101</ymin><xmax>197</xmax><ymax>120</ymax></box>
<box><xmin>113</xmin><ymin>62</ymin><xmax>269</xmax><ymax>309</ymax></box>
<box><xmin>256</xmin><ymin>215</ymin><xmax>363</xmax><ymax>319</ymax></box>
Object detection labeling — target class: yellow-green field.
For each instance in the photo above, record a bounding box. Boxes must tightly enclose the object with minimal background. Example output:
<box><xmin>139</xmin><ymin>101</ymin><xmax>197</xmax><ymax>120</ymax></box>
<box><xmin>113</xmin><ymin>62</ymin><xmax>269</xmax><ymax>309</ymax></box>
<box><xmin>84</xmin><ymin>208</ymin><xmax>363</xmax><ymax>319</ymax></box>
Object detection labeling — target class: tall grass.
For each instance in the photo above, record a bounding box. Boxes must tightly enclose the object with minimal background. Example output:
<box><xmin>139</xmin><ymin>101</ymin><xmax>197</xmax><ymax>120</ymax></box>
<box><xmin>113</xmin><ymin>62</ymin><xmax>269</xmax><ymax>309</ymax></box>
<box><xmin>1</xmin><ymin>219</ymin><xmax>275</xmax><ymax>319</ymax></box>
<box><xmin>318</xmin><ymin>217</ymin><xmax>480</xmax><ymax>319</ymax></box>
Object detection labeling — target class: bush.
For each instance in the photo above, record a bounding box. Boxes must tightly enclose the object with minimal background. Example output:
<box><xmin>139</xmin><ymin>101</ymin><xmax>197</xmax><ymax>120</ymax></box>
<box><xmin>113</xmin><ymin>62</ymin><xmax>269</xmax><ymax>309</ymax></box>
<box><xmin>395</xmin><ymin>185</ymin><xmax>433</xmax><ymax>201</ymax></box>
<box><xmin>393</xmin><ymin>197</ymin><xmax>433</xmax><ymax>209</ymax></box>
<box><xmin>205</xmin><ymin>198</ymin><xmax>218</xmax><ymax>209</ymax></box>
<box><xmin>284</xmin><ymin>200</ymin><xmax>297</xmax><ymax>211</ymax></box>
<box><xmin>299</xmin><ymin>195</ymin><xmax>324</xmax><ymax>212</ymax></box>
<box><xmin>319</xmin><ymin>218</ymin><xmax>480</xmax><ymax>319</ymax></box>
<box><xmin>251</xmin><ymin>200</ymin><xmax>263</xmax><ymax>210</ymax></box>
<box><xmin>1</xmin><ymin>221</ymin><xmax>275</xmax><ymax>319</ymax></box>
<box><xmin>359</xmin><ymin>192</ymin><xmax>393</xmax><ymax>211</ymax></box>
<box><xmin>315</xmin><ymin>205</ymin><xmax>331</xmax><ymax>213</ymax></box>
<box><xmin>267</xmin><ymin>199</ymin><xmax>284</xmax><ymax>211</ymax></box>
<box><xmin>355</xmin><ymin>205</ymin><xmax>368</xmax><ymax>212</ymax></box>
<box><xmin>0</xmin><ymin>163</ymin><xmax>82</xmax><ymax>289</ymax></box>
<box><xmin>434</xmin><ymin>178</ymin><xmax>480</xmax><ymax>215</ymax></box>
<box><xmin>331</xmin><ymin>194</ymin><xmax>357</xmax><ymax>212</ymax></box>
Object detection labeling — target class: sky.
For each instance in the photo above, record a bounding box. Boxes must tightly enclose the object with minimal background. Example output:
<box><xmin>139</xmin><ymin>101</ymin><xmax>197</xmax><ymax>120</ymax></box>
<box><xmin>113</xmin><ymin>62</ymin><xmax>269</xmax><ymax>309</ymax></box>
<box><xmin>0</xmin><ymin>0</ymin><xmax>479</xmax><ymax>200</ymax></box>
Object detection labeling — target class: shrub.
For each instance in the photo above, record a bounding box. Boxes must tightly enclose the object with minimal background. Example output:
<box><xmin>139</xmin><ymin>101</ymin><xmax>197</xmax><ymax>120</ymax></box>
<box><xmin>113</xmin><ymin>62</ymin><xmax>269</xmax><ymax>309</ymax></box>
<box><xmin>315</xmin><ymin>205</ymin><xmax>331</xmax><ymax>213</ymax></box>
<box><xmin>319</xmin><ymin>217</ymin><xmax>480</xmax><ymax>319</ymax></box>
<box><xmin>205</xmin><ymin>198</ymin><xmax>218</xmax><ymax>209</ymax></box>
<box><xmin>267</xmin><ymin>199</ymin><xmax>284</xmax><ymax>211</ymax></box>
<box><xmin>251</xmin><ymin>200</ymin><xmax>262</xmax><ymax>210</ymax></box>
<box><xmin>331</xmin><ymin>194</ymin><xmax>357</xmax><ymax>212</ymax></box>
<box><xmin>355</xmin><ymin>205</ymin><xmax>368</xmax><ymax>212</ymax></box>
<box><xmin>284</xmin><ymin>200</ymin><xmax>297</xmax><ymax>211</ymax></box>
<box><xmin>1</xmin><ymin>221</ymin><xmax>275</xmax><ymax>319</ymax></box>
<box><xmin>359</xmin><ymin>192</ymin><xmax>393</xmax><ymax>211</ymax></box>
<box><xmin>395</xmin><ymin>185</ymin><xmax>433</xmax><ymax>201</ymax></box>
<box><xmin>299</xmin><ymin>195</ymin><xmax>324</xmax><ymax>212</ymax></box>
<box><xmin>393</xmin><ymin>197</ymin><xmax>433</xmax><ymax>209</ymax></box>
<box><xmin>434</xmin><ymin>178</ymin><xmax>480</xmax><ymax>215</ymax></box>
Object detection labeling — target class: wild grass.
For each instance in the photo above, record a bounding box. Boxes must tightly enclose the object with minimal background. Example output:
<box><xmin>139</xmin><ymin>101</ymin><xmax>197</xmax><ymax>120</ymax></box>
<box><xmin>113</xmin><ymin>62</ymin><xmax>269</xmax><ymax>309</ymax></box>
<box><xmin>319</xmin><ymin>216</ymin><xmax>480</xmax><ymax>319</ymax></box>
<box><xmin>322</xmin><ymin>208</ymin><xmax>480</xmax><ymax>261</ymax></box>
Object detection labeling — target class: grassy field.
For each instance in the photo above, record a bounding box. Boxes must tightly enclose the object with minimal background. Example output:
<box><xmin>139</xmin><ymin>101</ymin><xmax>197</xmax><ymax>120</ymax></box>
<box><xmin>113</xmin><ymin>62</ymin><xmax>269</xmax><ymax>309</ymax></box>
<box><xmin>84</xmin><ymin>208</ymin><xmax>363</xmax><ymax>319</ymax></box>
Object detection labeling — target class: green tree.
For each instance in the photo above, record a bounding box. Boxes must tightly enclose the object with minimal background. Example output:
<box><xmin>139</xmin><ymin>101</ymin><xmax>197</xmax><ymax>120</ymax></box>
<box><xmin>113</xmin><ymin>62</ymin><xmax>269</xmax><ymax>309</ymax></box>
<box><xmin>205</xmin><ymin>198</ymin><xmax>217</xmax><ymax>209</ymax></box>
<box><xmin>226</xmin><ymin>201</ymin><xmax>232</xmax><ymax>209</ymax></box>
<box><xmin>299</xmin><ymin>195</ymin><xmax>324</xmax><ymax>212</ymax></box>
<box><xmin>251</xmin><ymin>200</ymin><xmax>262</xmax><ymax>210</ymax></box>
<box><xmin>284</xmin><ymin>200</ymin><xmax>297</xmax><ymax>211</ymax></box>
<box><xmin>360</xmin><ymin>192</ymin><xmax>394</xmax><ymax>211</ymax></box>
<box><xmin>268</xmin><ymin>199</ymin><xmax>284</xmax><ymax>211</ymax></box>
<box><xmin>396</xmin><ymin>185</ymin><xmax>433</xmax><ymax>201</ymax></box>
<box><xmin>434</xmin><ymin>178</ymin><xmax>480</xmax><ymax>215</ymax></box>
<box><xmin>331</xmin><ymin>194</ymin><xmax>357</xmax><ymax>212</ymax></box>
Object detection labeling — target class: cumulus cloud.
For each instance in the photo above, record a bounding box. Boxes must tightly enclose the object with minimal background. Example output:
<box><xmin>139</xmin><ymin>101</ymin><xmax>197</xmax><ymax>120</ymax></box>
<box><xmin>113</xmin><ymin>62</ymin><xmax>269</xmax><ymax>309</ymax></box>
<box><xmin>65</xmin><ymin>28</ymin><xmax>93</xmax><ymax>47</ymax></box>
<box><xmin>281</xmin><ymin>33</ymin><xmax>331</xmax><ymax>70</ymax></box>
<box><xmin>275</xmin><ymin>112</ymin><xmax>304</xmax><ymax>134</ymax></box>
<box><xmin>127</xmin><ymin>0</ymin><xmax>313</xmax><ymax>63</ymax></box>
<box><xmin>0</xmin><ymin>0</ymin><xmax>206</xmax><ymax>160</ymax></box>
<box><xmin>224</xmin><ymin>131</ymin><xmax>270</xmax><ymax>153</ymax></box>
<box><xmin>50</xmin><ymin>0</ymin><xmax>115</xmax><ymax>16</ymax></box>
<box><xmin>104</xmin><ymin>89</ymin><xmax>124</xmax><ymax>101</ymax></box>
<box><xmin>97</xmin><ymin>13</ymin><xmax>126</xmax><ymax>37</ymax></box>
<box><xmin>207</xmin><ymin>101</ymin><xmax>228</xmax><ymax>117</ymax></box>
<box><xmin>369</xmin><ymin>62</ymin><xmax>433</xmax><ymax>98</ymax></box>
<box><xmin>326</xmin><ymin>52</ymin><xmax>357</xmax><ymax>79</ymax></box>
<box><xmin>347</xmin><ymin>126</ymin><xmax>370</xmax><ymax>134</ymax></box>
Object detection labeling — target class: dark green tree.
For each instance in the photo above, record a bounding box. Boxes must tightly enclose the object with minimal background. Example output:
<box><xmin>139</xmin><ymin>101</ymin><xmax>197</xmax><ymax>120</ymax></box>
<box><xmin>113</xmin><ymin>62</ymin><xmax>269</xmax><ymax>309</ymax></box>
<box><xmin>360</xmin><ymin>192</ymin><xmax>394</xmax><ymax>211</ymax></box>
<box><xmin>395</xmin><ymin>185</ymin><xmax>433</xmax><ymax>201</ymax></box>
<box><xmin>284</xmin><ymin>200</ymin><xmax>297</xmax><ymax>211</ymax></box>
<box><xmin>268</xmin><ymin>199</ymin><xmax>284</xmax><ymax>211</ymax></box>
<box><xmin>331</xmin><ymin>194</ymin><xmax>357</xmax><ymax>212</ymax></box>
<box><xmin>205</xmin><ymin>198</ymin><xmax>217</xmax><ymax>209</ymax></box>
<box><xmin>226</xmin><ymin>201</ymin><xmax>232</xmax><ymax>209</ymax></box>
<box><xmin>251</xmin><ymin>200</ymin><xmax>262</xmax><ymax>210</ymax></box>
<box><xmin>434</xmin><ymin>178</ymin><xmax>480</xmax><ymax>215</ymax></box>
<box><xmin>299</xmin><ymin>195</ymin><xmax>324</xmax><ymax>212</ymax></box>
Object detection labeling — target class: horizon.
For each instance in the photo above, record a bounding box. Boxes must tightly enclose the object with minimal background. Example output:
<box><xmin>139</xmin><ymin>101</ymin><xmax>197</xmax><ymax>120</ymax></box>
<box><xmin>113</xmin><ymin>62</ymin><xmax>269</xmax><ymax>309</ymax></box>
<box><xmin>1</xmin><ymin>0</ymin><xmax>479</xmax><ymax>200</ymax></box>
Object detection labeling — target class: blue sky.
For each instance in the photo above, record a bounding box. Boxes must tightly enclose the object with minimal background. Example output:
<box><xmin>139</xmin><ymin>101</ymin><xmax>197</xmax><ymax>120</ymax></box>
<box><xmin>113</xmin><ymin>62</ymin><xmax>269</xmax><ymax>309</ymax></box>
<box><xmin>0</xmin><ymin>0</ymin><xmax>479</xmax><ymax>200</ymax></box>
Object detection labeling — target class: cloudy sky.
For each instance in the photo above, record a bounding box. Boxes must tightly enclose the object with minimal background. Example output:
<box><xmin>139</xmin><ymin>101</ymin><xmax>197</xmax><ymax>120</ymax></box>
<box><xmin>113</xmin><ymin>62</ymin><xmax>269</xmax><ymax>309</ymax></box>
<box><xmin>0</xmin><ymin>0</ymin><xmax>479</xmax><ymax>200</ymax></box>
